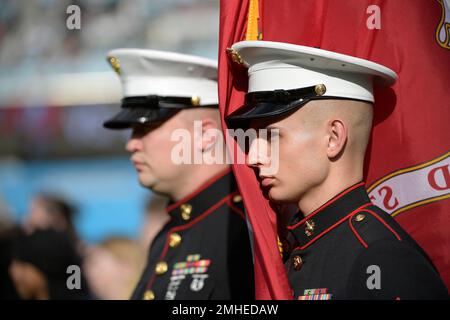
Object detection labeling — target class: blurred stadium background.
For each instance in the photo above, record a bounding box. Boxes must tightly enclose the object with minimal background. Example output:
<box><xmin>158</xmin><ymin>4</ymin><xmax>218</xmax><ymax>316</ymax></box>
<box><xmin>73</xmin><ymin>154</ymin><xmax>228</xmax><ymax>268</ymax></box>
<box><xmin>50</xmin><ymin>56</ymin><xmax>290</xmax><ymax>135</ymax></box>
<box><xmin>0</xmin><ymin>0</ymin><xmax>219</xmax><ymax>244</ymax></box>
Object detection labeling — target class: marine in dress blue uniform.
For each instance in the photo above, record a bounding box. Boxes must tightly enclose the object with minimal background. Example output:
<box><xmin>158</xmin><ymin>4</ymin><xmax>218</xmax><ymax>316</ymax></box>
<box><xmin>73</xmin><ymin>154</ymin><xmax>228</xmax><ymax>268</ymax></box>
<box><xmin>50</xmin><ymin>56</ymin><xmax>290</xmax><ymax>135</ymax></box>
<box><xmin>104</xmin><ymin>49</ymin><xmax>254</xmax><ymax>300</ymax></box>
<box><xmin>225</xmin><ymin>41</ymin><xmax>448</xmax><ymax>300</ymax></box>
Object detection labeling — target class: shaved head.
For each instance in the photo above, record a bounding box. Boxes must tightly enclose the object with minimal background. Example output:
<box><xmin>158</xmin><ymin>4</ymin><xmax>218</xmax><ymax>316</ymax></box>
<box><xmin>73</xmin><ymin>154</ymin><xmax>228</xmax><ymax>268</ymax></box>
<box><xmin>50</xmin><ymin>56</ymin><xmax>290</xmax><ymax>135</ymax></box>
<box><xmin>299</xmin><ymin>99</ymin><xmax>373</xmax><ymax>161</ymax></box>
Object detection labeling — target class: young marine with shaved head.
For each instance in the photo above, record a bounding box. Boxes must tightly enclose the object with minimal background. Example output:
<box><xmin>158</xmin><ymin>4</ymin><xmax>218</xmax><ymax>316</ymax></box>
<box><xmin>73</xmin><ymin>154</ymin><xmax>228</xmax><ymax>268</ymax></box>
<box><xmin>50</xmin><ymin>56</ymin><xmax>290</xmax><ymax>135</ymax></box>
<box><xmin>226</xmin><ymin>41</ymin><xmax>448</xmax><ymax>300</ymax></box>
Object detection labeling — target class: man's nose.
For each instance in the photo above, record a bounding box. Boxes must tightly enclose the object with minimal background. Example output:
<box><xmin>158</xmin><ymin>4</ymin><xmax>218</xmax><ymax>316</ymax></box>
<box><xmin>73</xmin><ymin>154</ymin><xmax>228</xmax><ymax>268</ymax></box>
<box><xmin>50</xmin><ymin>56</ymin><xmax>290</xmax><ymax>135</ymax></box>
<box><xmin>125</xmin><ymin>136</ymin><xmax>142</xmax><ymax>153</ymax></box>
<box><xmin>246</xmin><ymin>138</ymin><xmax>270</xmax><ymax>168</ymax></box>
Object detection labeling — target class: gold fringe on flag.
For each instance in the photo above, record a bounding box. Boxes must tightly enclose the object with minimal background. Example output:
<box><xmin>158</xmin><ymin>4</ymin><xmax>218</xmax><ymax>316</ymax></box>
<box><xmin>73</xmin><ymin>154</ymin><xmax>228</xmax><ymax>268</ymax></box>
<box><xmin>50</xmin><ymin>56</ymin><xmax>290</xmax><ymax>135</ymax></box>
<box><xmin>277</xmin><ymin>236</ymin><xmax>284</xmax><ymax>258</ymax></box>
<box><xmin>246</xmin><ymin>0</ymin><xmax>261</xmax><ymax>40</ymax></box>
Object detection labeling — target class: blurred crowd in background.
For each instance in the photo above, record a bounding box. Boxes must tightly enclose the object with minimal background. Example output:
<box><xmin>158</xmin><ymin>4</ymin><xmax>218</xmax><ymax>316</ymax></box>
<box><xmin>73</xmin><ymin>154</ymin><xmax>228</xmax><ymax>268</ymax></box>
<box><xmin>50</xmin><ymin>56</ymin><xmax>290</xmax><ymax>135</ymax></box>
<box><xmin>0</xmin><ymin>0</ymin><xmax>218</xmax><ymax>299</ymax></box>
<box><xmin>1</xmin><ymin>192</ymin><xmax>169</xmax><ymax>299</ymax></box>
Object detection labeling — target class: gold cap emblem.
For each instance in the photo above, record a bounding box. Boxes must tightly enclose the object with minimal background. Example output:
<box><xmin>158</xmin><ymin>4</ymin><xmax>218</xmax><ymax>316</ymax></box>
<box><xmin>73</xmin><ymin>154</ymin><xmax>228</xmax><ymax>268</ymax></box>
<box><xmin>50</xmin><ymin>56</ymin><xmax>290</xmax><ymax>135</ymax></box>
<box><xmin>226</xmin><ymin>48</ymin><xmax>244</xmax><ymax>65</ymax></box>
<box><xmin>315</xmin><ymin>84</ymin><xmax>326</xmax><ymax>96</ymax></box>
<box><xmin>108</xmin><ymin>56</ymin><xmax>121</xmax><ymax>75</ymax></box>
<box><xmin>191</xmin><ymin>95</ymin><xmax>201</xmax><ymax>106</ymax></box>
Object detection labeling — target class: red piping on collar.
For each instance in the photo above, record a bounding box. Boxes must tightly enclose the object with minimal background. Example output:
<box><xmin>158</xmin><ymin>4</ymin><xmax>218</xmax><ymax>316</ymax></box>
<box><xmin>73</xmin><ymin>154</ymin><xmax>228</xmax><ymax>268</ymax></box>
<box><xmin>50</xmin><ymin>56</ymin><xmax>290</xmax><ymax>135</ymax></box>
<box><xmin>166</xmin><ymin>167</ymin><xmax>232</xmax><ymax>212</ymax></box>
<box><xmin>144</xmin><ymin>192</ymin><xmax>234</xmax><ymax>294</ymax></box>
<box><xmin>291</xmin><ymin>202</ymin><xmax>372</xmax><ymax>251</ymax></box>
<box><xmin>288</xmin><ymin>182</ymin><xmax>366</xmax><ymax>231</ymax></box>
<box><xmin>226</xmin><ymin>191</ymin><xmax>245</xmax><ymax>220</ymax></box>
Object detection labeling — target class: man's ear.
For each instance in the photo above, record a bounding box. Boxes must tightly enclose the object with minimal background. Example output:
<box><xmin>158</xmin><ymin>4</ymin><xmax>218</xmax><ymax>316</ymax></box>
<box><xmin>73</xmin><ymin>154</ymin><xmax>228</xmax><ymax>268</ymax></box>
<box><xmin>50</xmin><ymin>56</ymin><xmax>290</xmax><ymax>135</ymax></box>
<box><xmin>326</xmin><ymin>118</ymin><xmax>347</xmax><ymax>159</ymax></box>
<box><xmin>199</xmin><ymin>118</ymin><xmax>220</xmax><ymax>152</ymax></box>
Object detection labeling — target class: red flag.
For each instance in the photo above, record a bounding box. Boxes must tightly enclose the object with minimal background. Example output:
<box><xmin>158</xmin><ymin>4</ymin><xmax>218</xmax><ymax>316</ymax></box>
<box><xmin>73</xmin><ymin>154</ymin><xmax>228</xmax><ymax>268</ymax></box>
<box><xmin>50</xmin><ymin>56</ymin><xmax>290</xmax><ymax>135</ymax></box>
<box><xmin>219</xmin><ymin>0</ymin><xmax>450</xmax><ymax>299</ymax></box>
<box><xmin>218</xmin><ymin>0</ymin><xmax>293</xmax><ymax>300</ymax></box>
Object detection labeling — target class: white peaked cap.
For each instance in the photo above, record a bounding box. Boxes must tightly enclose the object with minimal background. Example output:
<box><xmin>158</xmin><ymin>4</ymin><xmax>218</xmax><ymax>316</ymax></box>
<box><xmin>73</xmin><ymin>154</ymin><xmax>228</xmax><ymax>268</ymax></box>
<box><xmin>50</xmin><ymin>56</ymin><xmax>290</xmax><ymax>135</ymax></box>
<box><xmin>225</xmin><ymin>41</ymin><xmax>398</xmax><ymax>128</ymax></box>
<box><xmin>232</xmin><ymin>40</ymin><xmax>397</xmax><ymax>103</ymax></box>
<box><xmin>104</xmin><ymin>49</ymin><xmax>219</xmax><ymax>129</ymax></box>
<box><xmin>107</xmin><ymin>48</ymin><xmax>218</xmax><ymax>105</ymax></box>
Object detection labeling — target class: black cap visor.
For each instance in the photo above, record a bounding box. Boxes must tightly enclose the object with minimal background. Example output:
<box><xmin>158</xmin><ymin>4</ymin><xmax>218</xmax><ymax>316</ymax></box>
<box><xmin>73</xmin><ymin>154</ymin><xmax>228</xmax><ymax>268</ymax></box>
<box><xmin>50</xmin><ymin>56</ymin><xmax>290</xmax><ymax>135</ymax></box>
<box><xmin>226</xmin><ymin>99</ymin><xmax>314</xmax><ymax>129</ymax></box>
<box><xmin>104</xmin><ymin>95</ymin><xmax>218</xmax><ymax>129</ymax></box>
<box><xmin>103</xmin><ymin>107</ymin><xmax>179</xmax><ymax>129</ymax></box>
<box><xmin>225</xmin><ymin>85</ymin><xmax>325</xmax><ymax>129</ymax></box>
<box><xmin>103</xmin><ymin>95</ymin><xmax>194</xmax><ymax>129</ymax></box>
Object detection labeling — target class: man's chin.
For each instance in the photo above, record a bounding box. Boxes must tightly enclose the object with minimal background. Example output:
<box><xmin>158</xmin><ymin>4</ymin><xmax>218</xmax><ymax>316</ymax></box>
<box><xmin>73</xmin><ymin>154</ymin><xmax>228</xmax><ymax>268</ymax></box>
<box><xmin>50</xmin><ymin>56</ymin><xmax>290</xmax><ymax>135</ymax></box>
<box><xmin>263</xmin><ymin>187</ymin><xmax>295</xmax><ymax>205</ymax></box>
<box><xmin>137</xmin><ymin>176</ymin><xmax>156</xmax><ymax>190</ymax></box>
<box><xmin>262</xmin><ymin>186</ymin><xmax>283</xmax><ymax>203</ymax></box>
